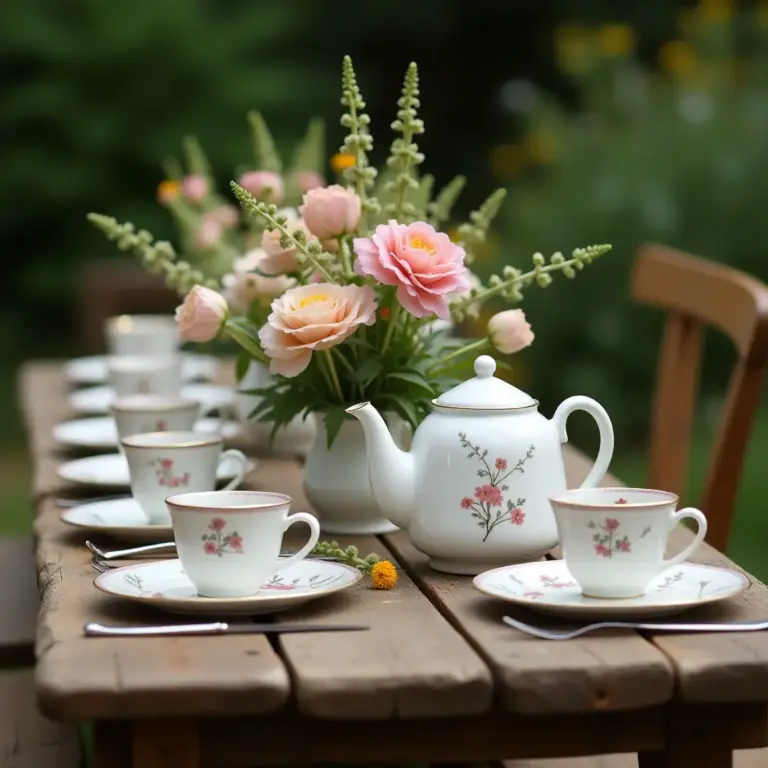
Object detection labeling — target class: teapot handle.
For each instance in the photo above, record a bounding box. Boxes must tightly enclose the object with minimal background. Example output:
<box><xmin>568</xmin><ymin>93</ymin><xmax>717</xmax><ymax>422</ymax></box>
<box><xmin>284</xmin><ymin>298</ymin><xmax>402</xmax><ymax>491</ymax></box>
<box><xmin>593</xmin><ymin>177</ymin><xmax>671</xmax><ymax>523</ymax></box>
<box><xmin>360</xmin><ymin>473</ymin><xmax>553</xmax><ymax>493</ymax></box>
<box><xmin>550</xmin><ymin>396</ymin><xmax>614</xmax><ymax>489</ymax></box>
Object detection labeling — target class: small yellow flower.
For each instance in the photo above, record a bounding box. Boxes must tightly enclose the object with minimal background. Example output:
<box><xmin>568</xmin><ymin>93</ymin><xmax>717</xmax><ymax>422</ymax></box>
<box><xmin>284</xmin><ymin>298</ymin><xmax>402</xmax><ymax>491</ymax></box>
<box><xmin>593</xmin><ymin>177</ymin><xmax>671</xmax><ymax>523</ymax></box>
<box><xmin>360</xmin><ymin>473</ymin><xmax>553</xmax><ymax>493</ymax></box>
<box><xmin>596</xmin><ymin>24</ymin><xmax>635</xmax><ymax>57</ymax></box>
<box><xmin>330</xmin><ymin>153</ymin><xmax>356</xmax><ymax>174</ymax></box>
<box><xmin>659</xmin><ymin>40</ymin><xmax>698</xmax><ymax>78</ymax></box>
<box><xmin>371</xmin><ymin>560</ymin><xmax>398</xmax><ymax>590</ymax></box>
<box><xmin>555</xmin><ymin>24</ymin><xmax>592</xmax><ymax>75</ymax></box>
<box><xmin>157</xmin><ymin>179</ymin><xmax>180</xmax><ymax>205</ymax></box>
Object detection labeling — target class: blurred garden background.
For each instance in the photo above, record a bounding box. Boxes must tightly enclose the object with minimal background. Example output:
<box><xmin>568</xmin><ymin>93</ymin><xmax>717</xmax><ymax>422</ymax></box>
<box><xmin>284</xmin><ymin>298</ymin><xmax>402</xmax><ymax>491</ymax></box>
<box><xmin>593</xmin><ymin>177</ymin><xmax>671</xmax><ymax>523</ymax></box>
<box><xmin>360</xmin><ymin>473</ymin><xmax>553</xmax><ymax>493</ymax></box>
<box><xmin>4</xmin><ymin>0</ymin><xmax>768</xmax><ymax>575</ymax></box>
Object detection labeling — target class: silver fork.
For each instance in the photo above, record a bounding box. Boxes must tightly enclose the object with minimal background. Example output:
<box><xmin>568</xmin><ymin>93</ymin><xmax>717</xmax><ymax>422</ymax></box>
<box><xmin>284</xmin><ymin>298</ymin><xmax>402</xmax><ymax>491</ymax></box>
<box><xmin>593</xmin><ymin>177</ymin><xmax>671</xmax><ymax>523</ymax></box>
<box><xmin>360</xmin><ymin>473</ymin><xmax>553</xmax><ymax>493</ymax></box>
<box><xmin>502</xmin><ymin>615</ymin><xmax>768</xmax><ymax>640</ymax></box>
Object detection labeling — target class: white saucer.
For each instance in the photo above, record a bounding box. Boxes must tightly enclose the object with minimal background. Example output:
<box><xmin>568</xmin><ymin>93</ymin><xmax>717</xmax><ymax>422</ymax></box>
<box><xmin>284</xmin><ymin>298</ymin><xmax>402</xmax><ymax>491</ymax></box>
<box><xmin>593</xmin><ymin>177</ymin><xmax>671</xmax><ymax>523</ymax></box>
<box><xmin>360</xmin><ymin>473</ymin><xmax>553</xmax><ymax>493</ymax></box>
<box><xmin>65</xmin><ymin>353</ymin><xmax>217</xmax><ymax>385</ymax></box>
<box><xmin>473</xmin><ymin>560</ymin><xmax>750</xmax><ymax>619</ymax></box>
<box><xmin>70</xmin><ymin>384</ymin><xmax>235</xmax><ymax>415</ymax></box>
<box><xmin>57</xmin><ymin>452</ymin><xmax>257</xmax><ymax>489</ymax></box>
<box><xmin>61</xmin><ymin>497</ymin><xmax>172</xmax><ymax>542</ymax></box>
<box><xmin>94</xmin><ymin>558</ymin><xmax>361</xmax><ymax>616</ymax></box>
<box><xmin>53</xmin><ymin>416</ymin><xmax>241</xmax><ymax>451</ymax></box>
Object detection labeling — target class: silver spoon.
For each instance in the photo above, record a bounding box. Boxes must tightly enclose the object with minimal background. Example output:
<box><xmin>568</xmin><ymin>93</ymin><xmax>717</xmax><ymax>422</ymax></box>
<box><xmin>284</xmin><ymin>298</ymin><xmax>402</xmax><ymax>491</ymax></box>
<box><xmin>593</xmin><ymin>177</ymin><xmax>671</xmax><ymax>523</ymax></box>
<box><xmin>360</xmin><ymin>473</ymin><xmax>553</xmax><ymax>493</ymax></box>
<box><xmin>57</xmin><ymin>494</ymin><xmax>131</xmax><ymax>508</ymax></box>
<box><xmin>86</xmin><ymin>540</ymin><xmax>175</xmax><ymax>560</ymax></box>
<box><xmin>502</xmin><ymin>615</ymin><xmax>768</xmax><ymax>640</ymax></box>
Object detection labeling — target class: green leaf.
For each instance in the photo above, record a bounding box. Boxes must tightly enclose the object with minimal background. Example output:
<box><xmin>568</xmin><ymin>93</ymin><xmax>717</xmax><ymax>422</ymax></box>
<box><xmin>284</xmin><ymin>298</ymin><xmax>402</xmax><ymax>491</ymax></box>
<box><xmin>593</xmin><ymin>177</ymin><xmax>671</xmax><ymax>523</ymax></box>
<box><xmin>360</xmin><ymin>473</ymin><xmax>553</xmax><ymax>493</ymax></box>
<box><xmin>235</xmin><ymin>350</ymin><xmax>252</xmax><ymax>382</ymax></box>
<box><xmin>380</xmin><ymin>394</ymin><xmax>420</xmax><ymax>428</ymax></box>
<box><xmin>349</xmin><ymin>357</ymin><xmax>383</xmax><ymax>387</ymax></box>
<box><xmin>224</xmin><ymin>317</ymin><xmax>264</xmax><ymax>360</ymax></box>
<box><xmin>385</xmin><ymin>370</ymin><xmax>436</xmax><ymax>395</ymax></box>
<box><xmin>323</xmin><ymin>407</ymin><xmax>346</xmax><ymax>449</ymax></box>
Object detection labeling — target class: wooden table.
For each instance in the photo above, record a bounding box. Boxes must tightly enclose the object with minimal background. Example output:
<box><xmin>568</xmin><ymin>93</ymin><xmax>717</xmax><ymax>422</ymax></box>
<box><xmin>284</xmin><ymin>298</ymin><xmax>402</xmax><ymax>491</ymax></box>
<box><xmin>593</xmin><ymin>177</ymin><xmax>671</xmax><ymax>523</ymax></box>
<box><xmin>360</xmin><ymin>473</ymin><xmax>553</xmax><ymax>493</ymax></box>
<box><xmin>19</xmin><ymin>361</ymin><xmax>768</xmax><ymax>768</ymax></box>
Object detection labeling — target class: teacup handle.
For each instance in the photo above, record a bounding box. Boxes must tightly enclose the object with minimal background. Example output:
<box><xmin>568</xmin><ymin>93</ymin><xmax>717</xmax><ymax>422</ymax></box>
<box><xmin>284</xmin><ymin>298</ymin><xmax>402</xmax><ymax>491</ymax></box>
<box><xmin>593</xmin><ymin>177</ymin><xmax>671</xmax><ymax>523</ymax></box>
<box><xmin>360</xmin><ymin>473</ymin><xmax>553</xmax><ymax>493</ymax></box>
<box><xmin>275</xmin><ymin>513</ymin><xmax>321</xmax><ymax>573</ymax></box>
<box><xmin>551</xmin><ymin>396</ymin><xmax>615</xmax><ymax>489</ymax></box>
<box><xmin>660</xmin><ymin>507</ymin><xmax>708</xmax><ymax>571</ymax></box>
<box><xmin>217</xmin><ymin>449</ymin><xmax>249</xmax><ymax>490</ymax></box>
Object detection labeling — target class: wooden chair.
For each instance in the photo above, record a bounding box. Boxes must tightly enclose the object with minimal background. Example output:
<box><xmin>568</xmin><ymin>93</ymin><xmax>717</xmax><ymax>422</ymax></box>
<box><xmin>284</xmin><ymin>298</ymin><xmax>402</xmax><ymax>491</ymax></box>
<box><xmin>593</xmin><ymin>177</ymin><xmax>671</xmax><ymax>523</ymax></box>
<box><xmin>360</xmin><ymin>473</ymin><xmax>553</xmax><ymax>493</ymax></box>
<box><xmin>77</xmin><ymin>258</ymin><xmax>178</xmax><ymax>353</ymax></box>
<box><xmin>631</xmin><ymin>243</ymin><xmax>768</xmax><ymax>553</ymax></box>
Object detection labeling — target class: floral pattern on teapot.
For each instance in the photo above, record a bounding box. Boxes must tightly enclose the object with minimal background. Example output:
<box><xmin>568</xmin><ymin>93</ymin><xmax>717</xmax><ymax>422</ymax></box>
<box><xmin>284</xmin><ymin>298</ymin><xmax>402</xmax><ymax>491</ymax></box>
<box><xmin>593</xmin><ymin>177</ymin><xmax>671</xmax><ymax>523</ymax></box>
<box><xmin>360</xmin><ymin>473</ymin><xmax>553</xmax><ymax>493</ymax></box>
<box><xmin>458</xmin><ymin>432</ymin><xmax>536</xmax><ymax>542</ymax></box>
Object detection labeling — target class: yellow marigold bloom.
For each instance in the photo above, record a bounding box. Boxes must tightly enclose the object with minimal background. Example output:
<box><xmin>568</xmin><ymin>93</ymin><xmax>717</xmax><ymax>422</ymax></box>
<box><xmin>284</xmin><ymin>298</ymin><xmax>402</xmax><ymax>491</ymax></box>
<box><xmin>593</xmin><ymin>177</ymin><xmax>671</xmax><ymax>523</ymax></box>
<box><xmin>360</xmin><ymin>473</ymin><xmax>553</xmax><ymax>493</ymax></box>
<box><xmin>596</xmin><ymin>24</ymin><xmax>635</xmax><ymax>57</ymax></box>
<box><xmin>659</xmin><ymin>40</ymin><xmax>698</xmax><ymax>77</ymax></box>
<box><xmin>330</xmin><ymin>153</ymin><xmax>356</xmax><ymax>173</ymax></box>
<box><xmin>371</xmin><ymin>560</ymin><xmax>398</xmax><ymax>590</ymax></box>
<box><xmin>157</xmin><ymin>179</ymin><xmax>180</xmax><ymax>205</ymax></box>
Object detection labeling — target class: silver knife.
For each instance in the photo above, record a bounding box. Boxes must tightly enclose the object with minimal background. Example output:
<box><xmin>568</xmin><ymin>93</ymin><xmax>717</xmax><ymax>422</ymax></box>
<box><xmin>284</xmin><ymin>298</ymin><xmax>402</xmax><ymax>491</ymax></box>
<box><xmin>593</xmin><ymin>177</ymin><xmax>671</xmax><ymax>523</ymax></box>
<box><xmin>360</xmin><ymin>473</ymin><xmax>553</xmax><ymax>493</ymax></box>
<box><xmin>57</xmin><ymin>494</ymin><xmax>131</xmax><ymax>508</ymax></box>
<box><xmin>84</xmin><ymin>621</ymin><xmax>369</xmax><ymax>637</ymax></box>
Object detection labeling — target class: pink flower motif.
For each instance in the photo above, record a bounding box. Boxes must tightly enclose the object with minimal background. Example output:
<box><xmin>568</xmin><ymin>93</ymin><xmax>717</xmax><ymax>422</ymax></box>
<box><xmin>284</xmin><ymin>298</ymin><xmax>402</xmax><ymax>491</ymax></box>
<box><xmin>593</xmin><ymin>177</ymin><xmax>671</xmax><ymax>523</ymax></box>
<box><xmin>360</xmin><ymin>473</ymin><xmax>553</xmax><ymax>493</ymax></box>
<box><xmin>460</xmin><ymin>497</ymin><xmax>474</xmax><ymax>509</ymax></box>
<box><xmin>595</xmin><ymin>544</ymin><xmax>611</xmax><ymax>557</ymax></box>
<box><xmin>617</xmin><ymin>539</ymin><xmax>631</xmax><ymax>553</ymax></box>
<box><xmin>487</xmin><ymin>309</ymin><xmax>535</xmax><ymax>355</ymax></box>
<box><xmin>263</xmin><ymin>583</ymin><xmax>296</xmax><ymax>591</ymax></box>
<box><xmin>204</xmin><ymin>542</ymin><xmax>217</xmax><ymax>555</ymax></box>
<box><xmin>474</xmin><ymin>484</ymin><xmax>503</xmax><ymax>507</ymax></box>
<box><xmin>160</xmin><ymin>459</ymin><xmax>173</xmax><ymax>471</ymax></box>
<box><xmin>605</xmin><ymin>518</ymin><xmax>621</xmax><ymax>531</ymax></box>
<box><xmin>228</xmin><ymin>534</ymin><xmax>243</xmax><ymax>551</ymax></box>
<box><xmin>300</xmin><ymin>184</ymin><xmax>362</xmax><ymax>240</ymax></box>
<box><xmin>209</xmin><ymin>518</ymin><xmax>227</xmax><ymax>531</ymax></box>
<box><xmin>510</xmin><ymin>507</ymin><xmax>525</xmax><ymax>525</ymax></box>
<box><xmin>175</xmin><ymin>285</ymin><xmax>228</xmax><ymax>342</ymax></box>
<box><xmin>155</xmin><ymin>420</ymin><xmax>167</xmax><ymax>431</ymax></box>
<box><xmin>615</xmin><ymin>498</ymin><xmax>628</xmax><ymax>504</ymax></box>
<box><xmin>260</xmin><ymin>212</ymin><xmax>312</xmax><ymax>275</ymax></box>
<box><xmin>295</xmin><ymin>171</ymin><xmax>326</xmax><ymax>193</ymax></box>
<box><xmin>353</xmin><ymin>220</ymin><xmax>470</xmax><ymax>320</ymax></box>
<box><xmin>495</xmin><ymin>458</ymin><xmax>508</xmax><ymax>470</ymax></box>
<box><xmin>239</xmin><ymin>170</ymin><xmax>284</xmax><ymax>204</ymax></box>
<box><xmin>258</xmin><ymin>283</ymin><xmax>377</xmax><ymax>377</ymax></box>
<box><xmin>524</xmin><ymin>590</ymin><xmax>544</xmax><ymax>599</ymax></box>
<box><xmin>182</xmin><ymin>174</ymin><xmax>208</xmax><ymax>203</ymax></box>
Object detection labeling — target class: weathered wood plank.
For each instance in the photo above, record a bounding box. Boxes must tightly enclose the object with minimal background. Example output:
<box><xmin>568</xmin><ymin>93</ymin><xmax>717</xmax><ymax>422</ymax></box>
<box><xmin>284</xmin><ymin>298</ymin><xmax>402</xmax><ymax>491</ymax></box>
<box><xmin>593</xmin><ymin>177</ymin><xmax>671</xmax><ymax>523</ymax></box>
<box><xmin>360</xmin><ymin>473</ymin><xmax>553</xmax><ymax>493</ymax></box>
<box><xmin>0</xmin><ymin>668</ymin><xmax>81</xmax><ymax>767</ymax></box>
<box><xmin>33</xmin><ymin>497</ymin><xmax>291</xmax><ymax>722</ymax></box>
<box><xmin>0</xmin><ymin>536</ymin><xmax>38</xmax><ymax>667</ymax></box>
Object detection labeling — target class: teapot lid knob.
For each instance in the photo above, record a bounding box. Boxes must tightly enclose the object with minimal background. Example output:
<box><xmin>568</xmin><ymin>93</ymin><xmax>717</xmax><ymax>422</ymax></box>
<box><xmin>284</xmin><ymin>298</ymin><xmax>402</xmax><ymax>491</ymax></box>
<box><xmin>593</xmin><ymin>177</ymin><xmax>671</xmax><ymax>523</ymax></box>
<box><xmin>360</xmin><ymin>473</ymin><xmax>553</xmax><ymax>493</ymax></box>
<box><xmin>474</xmin><ymin>355</ymin><xmax>496</xmax><ymax>378</ymax></box>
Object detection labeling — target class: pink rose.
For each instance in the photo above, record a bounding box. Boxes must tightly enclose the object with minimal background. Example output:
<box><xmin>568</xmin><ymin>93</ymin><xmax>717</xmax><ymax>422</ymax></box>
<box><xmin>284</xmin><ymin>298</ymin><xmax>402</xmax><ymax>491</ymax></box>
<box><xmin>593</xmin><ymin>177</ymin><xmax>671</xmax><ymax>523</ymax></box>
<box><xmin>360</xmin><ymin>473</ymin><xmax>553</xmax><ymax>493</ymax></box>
<box><xmin>299</xmin><ymin>184</ymin><xmax>362</xmax><ymax>241</ymax></box>
<box><xmin>487</xmin><ymin>309</ymin><xmax>534</xmax><ymax>354</ymax></box>
<box><xmin>258</xmin><ymin>283</ymin><xmax>377</xmax><ymax>377</ymax></box>
<box><xmin>175</xmin><ymin>285</ymin><xmax>228</xmax><ymax>342</ymax></box>
<box><xmin>195</xmin><ymin>218</ymin><xmax>222</xmax><ymax>250</ymax></box>
<box><xmin>222</xmin><ymin>249</ymin><xmax>295</xmax><ymax>313</ymax></box>
<box><xmin>207</xmin><ymin>205</ymin><xmax>239</xmax><ymax>228</ymax></box>
<box><xmin>295</xmin><ymin>171</ymin><xmax>326</xmax><ymax>193</ymax></box>
<box><xmin>260</xmin><ymin>213</ymin><xmax>312</xmax><ymax>275</ymax></box>
<box><xmin>182</xmin><ymin>174</ymin><xmax>208</xmax><ymax>203</ymax></box>
<box><xmin>353</xmin><ymin>220</ymin><xmax>470</xmax><ymax>319</ymax></box>
<box><xmin>239</xmin><ymin>170</ymin><xmax>284</xmax><ymax>204</ymax></box>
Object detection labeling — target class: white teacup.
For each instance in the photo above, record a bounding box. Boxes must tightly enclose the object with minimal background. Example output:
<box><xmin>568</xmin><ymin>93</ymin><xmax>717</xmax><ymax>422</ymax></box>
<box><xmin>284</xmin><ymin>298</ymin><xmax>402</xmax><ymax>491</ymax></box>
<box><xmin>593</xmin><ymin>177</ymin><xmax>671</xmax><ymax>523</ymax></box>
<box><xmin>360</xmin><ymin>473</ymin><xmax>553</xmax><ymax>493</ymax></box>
<box><xmin>550</xmin><ymin>487</ymin><xmax>708</xmax><ymax>599</ymax></box>
<box><xmin>105</xmin><ymin>314</ymin><xmax>179</xmax><ymax>357</ymax></box>
<box><xmin>121</xmin><ymin>431</ymin><xmax>248</xmax><ymax>525</ymax></box>
<box><xmin>165</xmin><ymin>490</ymin><xmax>321</xmax><ymax>598</ymax></box>
<box><xmin>107</xmin><ymin>355</ymin><xmax>183</xmax><ymax>397</ymax></box>
<box><xmin>111</xmin><ymin>395</ymin><xmax>204</xmax><ymax>455</ymax></box>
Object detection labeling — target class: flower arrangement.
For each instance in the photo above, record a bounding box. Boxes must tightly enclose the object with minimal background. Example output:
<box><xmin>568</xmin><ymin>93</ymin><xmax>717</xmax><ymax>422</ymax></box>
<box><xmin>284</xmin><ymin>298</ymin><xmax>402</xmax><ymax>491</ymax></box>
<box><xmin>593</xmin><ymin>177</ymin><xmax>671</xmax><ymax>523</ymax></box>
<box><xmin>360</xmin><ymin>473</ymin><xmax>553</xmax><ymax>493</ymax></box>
<box><xmin>89</xmin><ymin>56</ymin><xmax>611</xmax><ymax>450</ymax></box>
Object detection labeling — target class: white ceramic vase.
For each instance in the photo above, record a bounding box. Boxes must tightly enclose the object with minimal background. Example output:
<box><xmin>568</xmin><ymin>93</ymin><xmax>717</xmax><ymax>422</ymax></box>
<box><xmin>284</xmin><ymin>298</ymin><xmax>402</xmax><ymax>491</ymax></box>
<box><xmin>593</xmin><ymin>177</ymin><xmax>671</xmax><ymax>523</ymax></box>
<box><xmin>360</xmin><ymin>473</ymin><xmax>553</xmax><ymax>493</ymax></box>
<box><xmin>234</xmin><ymin>361</ymin><xmax>317</xmax><ymax>458</ymax></box>
<box><xmin>303</xmin><ymin>413</ymin><xmax>410</xmax><ymax>535</ymax></box>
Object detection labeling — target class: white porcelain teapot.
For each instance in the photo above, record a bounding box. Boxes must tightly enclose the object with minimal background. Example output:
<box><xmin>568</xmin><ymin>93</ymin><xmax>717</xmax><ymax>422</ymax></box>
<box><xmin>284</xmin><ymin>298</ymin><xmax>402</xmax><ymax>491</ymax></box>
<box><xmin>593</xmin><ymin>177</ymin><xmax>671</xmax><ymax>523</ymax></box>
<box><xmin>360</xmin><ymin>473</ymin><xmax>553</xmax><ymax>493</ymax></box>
<box><xmin>347</xmin><ymin>355</ymin><xmax>614</xmax><ymax>575</ymax></box>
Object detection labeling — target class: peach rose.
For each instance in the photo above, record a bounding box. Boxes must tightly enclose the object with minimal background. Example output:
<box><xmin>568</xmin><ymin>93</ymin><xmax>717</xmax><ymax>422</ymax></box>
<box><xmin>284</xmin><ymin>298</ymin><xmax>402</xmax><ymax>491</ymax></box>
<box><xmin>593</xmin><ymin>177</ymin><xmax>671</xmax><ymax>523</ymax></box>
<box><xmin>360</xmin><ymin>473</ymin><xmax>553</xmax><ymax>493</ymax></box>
<box><xmin>295</xmin><ymin>171</ymin><xmax>326</xmax><ymax>192</ymax></box>
<box><xmin>487</xmin><ymin>309</ymin><xmax>534</xmax><ymax>354</ymax></box>
<box><xmin>300</xmin><ymin>184</ymin><xmax>361</xmax><ymax>241</ymax></box>
<box><xmin>222</xmin><ymin>249</ymin><xmax>295</xmax><ymax>313</ymax></box>
<box><xmin>238</xmin><ymin>170</ymin><xmax>284</xmax><ymax>204</ymax></box>
<box><xmin>353</xmin><ymin>220</ymin><xmax>470</xmax><ymax>319</ymax></box>
<box><xmin>260</xmin><ymin>211</ymin><xmax>312</xmax><ymax>275</ymax></box>
<box><xmin>175</xmin><ymin>286</ymin><xmax>228</xmax><ymax>342</ymax></box>
<box><xmin>182</xmin><ymin>174</ymin><xmax>208</xmax><ymax>203</ymax></box>
<box><xmin>258</xmin><ymin>284</ymin><xmax>377</xmax><ymax>377</ymax></box>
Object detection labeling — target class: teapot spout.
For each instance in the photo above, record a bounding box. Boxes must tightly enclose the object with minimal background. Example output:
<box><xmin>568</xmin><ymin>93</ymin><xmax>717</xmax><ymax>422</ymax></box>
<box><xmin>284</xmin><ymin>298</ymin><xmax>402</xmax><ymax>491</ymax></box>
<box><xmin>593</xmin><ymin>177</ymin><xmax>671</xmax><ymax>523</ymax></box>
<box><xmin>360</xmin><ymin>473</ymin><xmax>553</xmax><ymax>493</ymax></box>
<box><xmin>345</xmin><ymin>402</ymin><xmax>415</xmax><ymax>530</ymax></box>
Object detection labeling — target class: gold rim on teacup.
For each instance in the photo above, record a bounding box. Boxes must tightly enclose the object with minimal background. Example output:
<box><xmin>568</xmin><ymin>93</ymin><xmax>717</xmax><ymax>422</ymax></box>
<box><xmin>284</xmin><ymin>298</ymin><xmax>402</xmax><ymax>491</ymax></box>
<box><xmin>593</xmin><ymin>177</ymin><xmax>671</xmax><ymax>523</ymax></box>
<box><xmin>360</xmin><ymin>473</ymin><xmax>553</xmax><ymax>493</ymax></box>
<box><xmin>111</xmin><ymin>395</ymin><xmax>199</xmax><ymax>413</ymax></box>
<box><xmin>165</xmin><ymin>490</ymin><xmax>292</xmax><ymax>512</ymax></box>
<box><xmin>548</xmin><ymin>487</ymin><xmax>679</xmax><ymax>509</ymax></box>
<box><xmin>120</xmin><ymin>431</ymin><xmax>222</xmax><ymax>450</ymax></box>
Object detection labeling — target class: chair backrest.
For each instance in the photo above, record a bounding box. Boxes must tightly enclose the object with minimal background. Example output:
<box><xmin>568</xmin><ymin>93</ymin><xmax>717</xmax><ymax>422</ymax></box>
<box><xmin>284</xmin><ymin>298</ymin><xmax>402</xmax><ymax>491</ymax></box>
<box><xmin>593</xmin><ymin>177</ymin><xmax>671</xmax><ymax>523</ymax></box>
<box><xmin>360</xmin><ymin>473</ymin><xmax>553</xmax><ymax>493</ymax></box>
<box><xmin>631</xmin><ymin>243</ymin><xmax>768</xmax><ymax>551</ymax></box>
<box><xmin>77</xmin><ymin>258</ymin><xmax>178</xmax><ymax>353</ymax></box>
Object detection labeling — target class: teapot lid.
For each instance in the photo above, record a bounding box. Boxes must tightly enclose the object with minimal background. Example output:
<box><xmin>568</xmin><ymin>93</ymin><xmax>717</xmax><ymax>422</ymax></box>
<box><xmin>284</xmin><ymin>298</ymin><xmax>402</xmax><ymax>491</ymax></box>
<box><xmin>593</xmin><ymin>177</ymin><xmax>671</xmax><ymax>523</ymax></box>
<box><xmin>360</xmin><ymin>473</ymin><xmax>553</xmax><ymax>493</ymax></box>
<box><xmin>433</xmin><ymin>355</ymin><xmax>537</xmax><ymax>410</ymax></box>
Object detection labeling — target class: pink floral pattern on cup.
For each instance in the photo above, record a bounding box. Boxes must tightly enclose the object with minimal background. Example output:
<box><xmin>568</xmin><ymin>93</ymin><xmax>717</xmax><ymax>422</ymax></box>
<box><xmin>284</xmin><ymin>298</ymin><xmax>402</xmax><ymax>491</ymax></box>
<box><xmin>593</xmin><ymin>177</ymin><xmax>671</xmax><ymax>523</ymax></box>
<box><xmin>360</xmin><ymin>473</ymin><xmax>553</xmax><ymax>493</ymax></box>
<box><xmin>458</xmin><ymin>432</ymin><xmax>535</xmax><ymax>542</ymax></box>
<box><xmin>201</xmin><ymin>518</ymin><xmax>244</xmax><ymax>557</ymax></box>
<box><xmin>151</xmin><ymin>458</ymin><xmax>190</xmax><ymax>489</ymax></box>
<box><xmin>588</xmin><ymin>517</ymin><xmax>632</xmax><ymax>558</ymax></box>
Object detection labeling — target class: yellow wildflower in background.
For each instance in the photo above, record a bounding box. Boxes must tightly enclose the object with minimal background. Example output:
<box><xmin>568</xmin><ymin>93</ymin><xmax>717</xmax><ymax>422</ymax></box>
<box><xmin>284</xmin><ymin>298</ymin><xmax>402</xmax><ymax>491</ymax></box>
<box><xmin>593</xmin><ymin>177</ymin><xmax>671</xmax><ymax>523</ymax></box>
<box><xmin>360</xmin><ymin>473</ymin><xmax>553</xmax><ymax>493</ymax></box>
<box><xmin>156</xmin><ymin>180</ymin><xmax>180</xmax><ymax>205</ymax></box>
<box><xmin>596</xmin><ymin>24</ymin><xmax>635</xmax><ymax>57</ymax></box>
<box><xmin>330</xmin><ymin>153</ymin><xmax>356</xmax><ymax>173</ymax></box>
<box><xmin>371</xmin><ymin>560</ymin><xmax>398</xmax><ymax>590</ymax></box>
<box><xmin>659</xmin><ymin>40</ymin><xmax>698</xmax><ymax>78</ymax></box>
<box><xmin>524</xmin><ymin>131</ymin><xmax>557</xmax><ymax>165</ymax></box>
<box><xmin>758</xmin><ymin>2</ymin><xmax>768</xmax><ymax>27</ymax></box>
<box><xmin>489</xmin><ymin>144</ymin><xmax>526</xmax><ymax>181</ymax></box>
<box><xmin>555</xmin><ymin>24</ymin><xmax>592</xmax><ymax>75</ymax></box>
<box><xmin>698</xmin><ymin>0</ymin><xmax>732</xmax><ymax>24</ymax></box>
